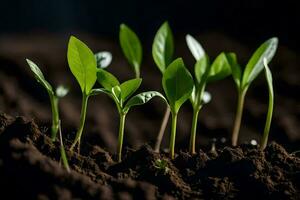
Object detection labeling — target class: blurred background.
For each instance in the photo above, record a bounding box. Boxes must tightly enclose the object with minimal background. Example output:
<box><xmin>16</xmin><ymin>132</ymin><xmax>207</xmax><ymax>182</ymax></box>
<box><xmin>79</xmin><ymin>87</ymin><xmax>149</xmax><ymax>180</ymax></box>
<box><xmin>0</xmin><ymin>0</ymin><xmax>299</xmax><ymax>152</ymax></box>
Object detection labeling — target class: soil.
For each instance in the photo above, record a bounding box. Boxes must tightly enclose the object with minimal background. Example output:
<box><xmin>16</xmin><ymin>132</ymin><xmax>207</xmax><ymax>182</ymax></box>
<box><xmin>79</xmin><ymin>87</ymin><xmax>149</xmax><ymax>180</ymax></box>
<box><xmin>0</xmin><ymin>113</ymin><xmax>299</xmax><ymax>199</ymax></box>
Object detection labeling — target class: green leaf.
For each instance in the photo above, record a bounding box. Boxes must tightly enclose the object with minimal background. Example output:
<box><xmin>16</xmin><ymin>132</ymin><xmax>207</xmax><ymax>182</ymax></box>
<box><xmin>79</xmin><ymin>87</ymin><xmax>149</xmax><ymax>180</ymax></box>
<box><xmin>186</xmin><ymin>34</ymin><xmax>205</xmax><ymax>61</ymax></box>
<box><xmin>112</xmin><ymin>85</ymin><xmax>122</xmax><ymax>101</ymax></box>
<box><xmin>119</xmin><ymin>24</ymin><xmax>142</xmax><ymax>77</ymax></box>
<box><xmin>95</xmin><ymin>51</ymin><xmax>112</xmax><ymax>69</ymax></box>
<box><xmin>55</xmin><ymin>85</ymin><xmax>69</xmax><ymax>98</ymax></box>
<box><xmin>208</xmin><ymin>52</ymin><xmax>232</xmax><ymax>82</ymax></box>
<box><xmin>242</xmin><ymin>37</ymin><xmax>278</xmax><ymax>89</ymax></box>
<box><xmin>26</xmin><ymin>59</ymin><xmax>53</xmax><ymax>94</ymax></box>
<box><xmin>67</xmin><ymin>36</ymin><xmax>97</xmax><ymax>94</ymax></box>
<box><xmin>162</xmin><ymin>58</ymin><xmax>194</xmax><ymax>113</ymax></box>
<box><xmin>152</xmin><ymin>22</ymin><xmax>174</xmax><ymax>73</ymax></box>
<box><xmin>97</xmin><ymin>68</ymin><xmax>120</xmax><ymax>91</ymax></box>
<box><xmin>120</xmin><ymin>78</ymin><xmax>142</xmax><ymax>102</ymax></box>
<box><xmin>123</xmin><ymin>91</ymin><xmax>167</xmax><ymax>113</ymax></box>
<box><xmin>194</xmin><ymin>55</ymin><xmax>210</xmax><ymax>85</ymax></box>
<box><xmin>226</xmin><ymin>53</ymin><xmax>241</xmax><ymax>88</ymax></box>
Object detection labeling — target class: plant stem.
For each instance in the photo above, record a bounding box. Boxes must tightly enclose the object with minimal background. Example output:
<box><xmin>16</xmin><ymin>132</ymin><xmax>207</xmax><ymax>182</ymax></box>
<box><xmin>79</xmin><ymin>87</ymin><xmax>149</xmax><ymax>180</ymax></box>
<box><xmin>169</xmin><ymin>112</ymin><xmax>177</xmax><ymax>159</ymax></box>
<box><xmin>50</xmin><ymin>95</ymin><xmax>59</xmax><ymax>141</ymax></box>
<box><xmin>70</xmin><ymin>93</ymin><xmax>89</xmax><ymax>153</ymax></box>
<box><xmin>154</xmin><ymin>106</ymin><xmax>171</xmax><ymax>152</ymax></box>
<box><xmin>232</xmin><ymin>91</ymin><xmax>246</xmax><ymax>146</ymax></box>
<box><xmin>189</xmin><ymin>108</ymin><xmax>200</xmax><ymax>154</ymax></box>
<box><xmin>260</xmin><ymin>89</ymin><xmax>274</xmax><ymax>150</ymax></box>
<box><xmin>58</xmin><ymin>120</ymin><xmax>70</xmax><ymax>173</ymax></box>
<box><xmin>117</xmin><ymin>113</ymin><xmax>126</xmax><ymax>162</ymax></box>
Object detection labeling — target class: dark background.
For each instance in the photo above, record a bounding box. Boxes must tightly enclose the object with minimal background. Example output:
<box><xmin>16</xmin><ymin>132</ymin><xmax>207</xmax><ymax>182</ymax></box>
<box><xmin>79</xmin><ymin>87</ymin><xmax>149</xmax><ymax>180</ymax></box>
<box><xmin>1</xmin><ymin>0</ymin><xmax>299</xmax><ymax>50</ymax></box>
<box><xmin>0</xmin><ymin>0</ymin><xmax>299</xmax><ymax>152</ymax></box>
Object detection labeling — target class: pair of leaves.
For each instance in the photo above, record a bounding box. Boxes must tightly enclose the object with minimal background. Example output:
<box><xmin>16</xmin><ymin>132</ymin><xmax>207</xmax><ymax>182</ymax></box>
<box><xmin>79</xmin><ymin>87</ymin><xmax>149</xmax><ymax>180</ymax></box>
<box><xmin>97</xmin><ymin>69</ymin><xmax>166</xmax><ymax>113</ymax></box>
<box><xmin>162</xmin><ymin>58</ymin><xmax>194</xmax><ymax>114</ymax></box>
<box><xmin>97</xmin><ymin>69</ymin><xmax>141</xmax><ymax>103</ymax></box>
<box><xmin>152</xmin><ymin>22</ymin><xmax>174</xmax><ymax>73</ymax></box>
<box><xmin>186</xmin><ymin>34</ymin><xmax>232</xmax><ymax>83</ymax></box>
<box><xmin>67</xmin><ymin>36</ymin><xmax>97</xmax><ymax>95</ymax></box>
<box><xmin>229</xmin><ymin>37</ymin><xmax>278</xmax><ymax>91</ymax></box>
<box><xmin>186</xmin><ymin>35</ymin><xmax>232</xmax><ymax>109</ymax></box>
<box><xmin>119</xmin><ymin>24</ymin><xmax>142</xmax><ymax>78</ymax></box>
<box><xmin>26</xmin><ymin>59</ymin><xmax>69</xmax><ymax>98</ymax></box>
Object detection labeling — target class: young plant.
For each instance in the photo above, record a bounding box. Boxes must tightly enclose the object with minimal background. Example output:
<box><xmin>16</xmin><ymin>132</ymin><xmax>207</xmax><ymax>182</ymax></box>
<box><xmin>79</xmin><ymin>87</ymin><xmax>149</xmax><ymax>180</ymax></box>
<box><xmin>228</xmin><ymin>37</ymin><xmax>278</xmax><ymax>146</ymax></box>
<box><xmin>97</xmin><ymin>69</ymin><xmax>166</xmax><ymax>162</ymax></box>
<box><xmin>26</xmin><ymin>59</ymin><xmax>69</xmax><ymax>141</ymax></box>
<box><xmin>162</xmin><ymin>58</ymin><xmax>194</xmax><ymax>159</ymax></box>
<box><xmin>260</xmin><ymin>58</ymin><xmax>274</xmax><ymax>150</ymax></box>
<box><xmin>154</xmin><ymin>159</ymin><xmax>169</xmax><ymax>175</ymax></box>
<box><xmin>58</xmin><ymin>120</ymin><xmax>70</xmax><ymax>173</ymax></box>
<box><xmin>119</xmin><ymin>24</ymin><xmax>142</xmax><ymax>78</ymax></box>
<box><xmin>67</xmin><ymin>36</ymin><xmax>100</xmax><ymax>152</ymax></box>
<box><xmin>152</xmin><ymin>21</ymin><xmax>174</xmax><ymax>152</ymax></box>
<box><xmin>95</xmin><ymin>51</ymin><xmax>112</xmax><ymax>69</ymax></box>
<box><xmin>186</xmin><ymin>34</ymin><xmax>232</xmax><ymax>154</ymax></box>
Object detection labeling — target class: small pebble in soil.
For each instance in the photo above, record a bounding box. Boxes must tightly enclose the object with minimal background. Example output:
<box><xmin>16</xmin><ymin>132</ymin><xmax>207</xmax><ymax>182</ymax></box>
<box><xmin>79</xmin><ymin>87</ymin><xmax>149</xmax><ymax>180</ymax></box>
<box><xmin>250</xmin><ymin>139</ymin><xmax>258</xmax><ymax>146</ymax></box>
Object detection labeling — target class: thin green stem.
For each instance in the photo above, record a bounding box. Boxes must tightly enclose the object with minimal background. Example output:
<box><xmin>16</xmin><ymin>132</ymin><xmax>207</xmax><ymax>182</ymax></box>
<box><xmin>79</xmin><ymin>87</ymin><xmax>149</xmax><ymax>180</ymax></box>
<box><xmin>154</xmin><ymin>106</ymin><xmax>171</xmax><ymax>152</ymax></box>
<box><xmin>50</xmin><ymin>95</ymin><xmax>59</xmax><ymax>141</ymax></box>
<box><xmin>232</xmin><ymin>90</ymin><xmax>246</xmax><ymax>146</ymax></box>
<box><xmin>189</xmin><ymin>108</ymin><xmax>200</xmax><ymax>154</ymax></box>
<box><xmin>70</xmin><ymin>93</ymin><xmax>89</xmax><ymax>153</ymax></box>
<box><xmin>58</xmin><ymin>120</ymin><xmax>70</xmax><ymax>173</ymax></box>
<box><xmin>260</xmin><ymin>89</ymin><xmax>274</xmax><ymax>150</ymax></box>
<box><xmin>117</xmin><ymin>113</ymin><xmax>126</xmax><ymax>162</ymax></box>
<box><xmin>135</xmin><ymin>69</ymin><xmax>140</xmax><ymax>79</ymax></box>
<box><xmin>169</xmin><ymin>112</ymin><xmax>178</xmax><ymax>159</ymax></box>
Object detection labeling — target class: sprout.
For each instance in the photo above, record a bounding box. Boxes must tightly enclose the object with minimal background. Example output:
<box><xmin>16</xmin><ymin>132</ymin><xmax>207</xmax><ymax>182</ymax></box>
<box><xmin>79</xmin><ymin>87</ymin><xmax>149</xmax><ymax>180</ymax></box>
<box><xmin>58</xmin><ymin>120</ymin><xmax>70</xmax><ymax>173</ymax></box>
<box><xmin>162</xmin><ymin>58</ymin><xmax>194</xmax><ymax>159</ymax></box>
<box><xmin>228</xmin><ymin>38</ymin><xmax>278</xmax><ymax>146</ymax></box>
<box><xmin>67</xmin><ymin>36</ymin><xmax>100</xmax><ymax>152</ymax></box>
<box><xmin>260</xmin><ymin>58</ymin><xmax>274</xmax><ymax>150</ymax></box>
<box><xmin>96</xmin><ymin>69</ymin><xmax>166</xmax><ymax>162</ymax></box>
<box><xmin>154</xmin><ymin>159</ymin><xmax>169</xmax><ymax>175</ymax></box>
<box><xmin>186</xmin><ymin>34</ymin><xmax>232</xmax><ymax>154</ymax></box>
<box><xmin>152</xmin><ymin>21</ymin><xmax>174</xmax><ymax>153</ymax></box>
<box><xmin>26</xmin><ymin>59</ymin><xmax>69</xmax><ymax>141</ymax></box>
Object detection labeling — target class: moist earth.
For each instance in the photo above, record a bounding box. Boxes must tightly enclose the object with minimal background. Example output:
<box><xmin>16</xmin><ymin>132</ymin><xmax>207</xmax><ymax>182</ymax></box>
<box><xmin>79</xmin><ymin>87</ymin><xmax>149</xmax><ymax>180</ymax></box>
<box><xmin>0</xmin><ymin>113</ymin><xmax>299</xmax><ymax>199</ymax></box>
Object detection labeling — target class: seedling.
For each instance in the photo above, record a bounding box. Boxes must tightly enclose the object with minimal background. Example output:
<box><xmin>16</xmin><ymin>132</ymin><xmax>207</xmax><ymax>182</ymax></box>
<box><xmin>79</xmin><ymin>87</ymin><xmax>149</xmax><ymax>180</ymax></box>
<box><xmin>152</xmin><ymin>21</ymin><xmax>174</xmax><ymax>152</ymax></box>
<box><xmin>229</xmin><ymin>37</ymin><xmax>278</xmax><ymax>146</ymax></box>
<box><xmin>260</xmin><ymin>58</ymin><xmax>274</xmax><ymax>150</ymax></box>
<box><xmin>26</xmin><ymin>59</ymin><xmax>69</xmax><ymax>141</ymax></box>
<box><xmin>154</xmin><ymin>159</ymin><xmax>169</xmax><ymax>175</ymax></box>
<box><xmin>67</xmin><ymin>36</ymin><xmax>100</xmax><ymax>152</ymax></box>
<box><xmin>58</xmin><ymin>120</ymin><xmax>70</xmax><ymax>173</ymax></box>
<box><xmin>95</xmin><ymin>51</ymin><xmax>112</xmax><ymax>69</ymax></box>
<box><xmin>186</xmin><ymin>34</ymin><xmax>232</xmax><ymax>154</ymax></box>
<box><xmin>96</xmin><ymin>69</ymin><xmax>166</xmax><ymax>162</ymax></box>
<box><xmin>162</xmin><ymin>58</ymin><xmax>194</xmax><ymax>159</ymax></box>
<box><xmin>119</xmin><ymin>24</ymin><xmax>142</xmax><ymax>78</ymax></box>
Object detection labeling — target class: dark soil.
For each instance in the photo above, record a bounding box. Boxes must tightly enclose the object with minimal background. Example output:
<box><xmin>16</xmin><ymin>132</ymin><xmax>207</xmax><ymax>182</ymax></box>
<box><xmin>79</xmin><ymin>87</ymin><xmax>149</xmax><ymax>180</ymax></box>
<box><xmin>1</xmin><ymin>113</ymin><xmax>299</xmax><ymax>199</ymax></box>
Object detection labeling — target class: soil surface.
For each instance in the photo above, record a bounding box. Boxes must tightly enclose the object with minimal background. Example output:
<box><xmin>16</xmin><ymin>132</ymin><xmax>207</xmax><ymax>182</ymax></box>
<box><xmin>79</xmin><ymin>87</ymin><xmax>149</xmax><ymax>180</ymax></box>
<box><xmin>1</xmin><ymin>113</ymin><xmax>299</xmax><ymax>199</ymax></box>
